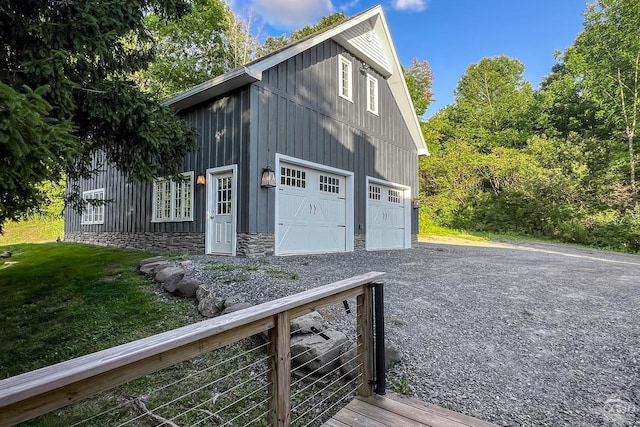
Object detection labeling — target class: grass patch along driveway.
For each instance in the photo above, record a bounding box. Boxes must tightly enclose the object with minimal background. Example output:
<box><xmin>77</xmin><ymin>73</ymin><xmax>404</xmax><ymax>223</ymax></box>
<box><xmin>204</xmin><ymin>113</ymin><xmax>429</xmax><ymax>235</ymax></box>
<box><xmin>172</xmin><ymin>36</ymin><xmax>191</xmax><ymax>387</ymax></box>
<box><xmin>0</xmin><ymin>242</ymin><xmax>199</xmax><ymax>379</ymax></box>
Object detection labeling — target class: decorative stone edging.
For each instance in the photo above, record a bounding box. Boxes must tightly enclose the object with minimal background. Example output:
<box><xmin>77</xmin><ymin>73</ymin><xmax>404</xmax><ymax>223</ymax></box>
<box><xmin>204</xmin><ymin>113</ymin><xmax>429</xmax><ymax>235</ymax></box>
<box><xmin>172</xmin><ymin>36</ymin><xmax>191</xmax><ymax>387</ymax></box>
<box><xmin>138</xmin><ymin>256</ymin><xmax>402</xmax><ymax>378</ymax></box>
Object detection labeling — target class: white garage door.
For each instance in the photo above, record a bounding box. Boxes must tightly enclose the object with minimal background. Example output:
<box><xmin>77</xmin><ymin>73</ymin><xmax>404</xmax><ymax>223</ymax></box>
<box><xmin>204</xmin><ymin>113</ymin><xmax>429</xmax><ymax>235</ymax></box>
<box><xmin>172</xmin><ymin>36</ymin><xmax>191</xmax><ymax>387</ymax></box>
<box><xmin>276</xmin><ymin>163</ymin><xmax>347</xmax><ymax>255</ymax></box>
<box><xmin>367</xmin><ymin>182</ymin><xmax>406</xmax><ymax>250</ymax></box>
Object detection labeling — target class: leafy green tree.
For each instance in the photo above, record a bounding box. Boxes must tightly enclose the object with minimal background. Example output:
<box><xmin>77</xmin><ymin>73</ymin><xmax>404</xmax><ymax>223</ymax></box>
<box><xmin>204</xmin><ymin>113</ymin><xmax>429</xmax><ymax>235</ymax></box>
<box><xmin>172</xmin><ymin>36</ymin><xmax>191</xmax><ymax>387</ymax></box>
<box><xmin>419</xmin><ymin>139</ymin><xmax>481</xmax><ymax>228</ymax></box>
<box><xmin>566</xmin><ymin>0</ymin><xmax>640</xmax><ymax>200</ymax></box>
<box><xmin>225</xmin><ymin>9</ymin><xmax>261</xmax><ymax>70</ymax></box>
<box><xmin>536</xmin><ymin>60</ymin><xmax>605</xmax><ymax>139</ymax></box>
<box><xmin>140</xmin><ymin>0</ymin><xmax>259</xmax><ymax>98</ymax></box>
<box><xmin>404</xmin><ymin>58</ymin><xmax>434</xmax><ymax>118</ymax></box>
<box><xmin>0</xmin><ymin>0</ymin><xmax>196</xmax><ymax>232</ymax></box>
<box><xmin>0</xmin><ymin>83</ymin><xmax>75</xmax><ymax>226</ymax></box>
<box><xmin>140</xmin><ymin>0</ymin><xmax>229</xmax><ymax>97</ymax></box>
<box><xmin>420</xmin><ymin>1</ymin><xmax>640</xmax><ymax>252</ymax></box>
<box><xmin>453</xmin><ymin>55</ymin><xmax>535</xmax><ymax>150</ymax></box>
<box><xmin>420</xmin><ymin>56</ymin><xmax>558</xmax><ymax>236</ymax></box>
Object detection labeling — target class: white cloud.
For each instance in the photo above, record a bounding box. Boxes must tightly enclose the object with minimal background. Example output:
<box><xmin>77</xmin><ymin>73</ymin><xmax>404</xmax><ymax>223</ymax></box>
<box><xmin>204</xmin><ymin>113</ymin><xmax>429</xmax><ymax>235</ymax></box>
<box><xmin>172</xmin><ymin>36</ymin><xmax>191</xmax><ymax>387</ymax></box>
<box><xmin>251</xmin><ymin>0</ymin><xmax>335</xmax><ymax>29</ymax></box>
<box><xmin>337</xmin><ymin>0</ymin><xmax>361</xmax><ymax>12</ymax></box>
<box><xmin>391</xmin><ymin>0</ymin><xmax>427</xmax><ymax>12</ymax></box>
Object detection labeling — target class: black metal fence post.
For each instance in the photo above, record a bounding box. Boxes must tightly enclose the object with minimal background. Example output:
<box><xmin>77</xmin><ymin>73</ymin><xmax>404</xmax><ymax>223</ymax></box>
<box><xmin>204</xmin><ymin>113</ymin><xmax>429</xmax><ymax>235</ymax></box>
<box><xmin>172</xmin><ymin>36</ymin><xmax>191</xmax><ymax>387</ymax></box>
<box><xmin>373</xmin><ymin>282</ymin><xmax>386</xmax><ymax>395</ymax></box>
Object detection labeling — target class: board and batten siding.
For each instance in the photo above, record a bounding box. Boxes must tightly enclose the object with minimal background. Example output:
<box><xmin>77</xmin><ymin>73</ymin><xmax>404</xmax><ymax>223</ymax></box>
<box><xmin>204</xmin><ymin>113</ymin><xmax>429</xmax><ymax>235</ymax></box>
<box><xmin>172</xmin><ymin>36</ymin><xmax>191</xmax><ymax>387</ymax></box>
<box><xmin>64</xmin><ymin>88</ymin><xmax>251</xmax><ymax>236</ymax></box>
<box><xmin>247</xmin><ymin>38</ymin><xmax>419</xmax><ymax>235</ymax></box>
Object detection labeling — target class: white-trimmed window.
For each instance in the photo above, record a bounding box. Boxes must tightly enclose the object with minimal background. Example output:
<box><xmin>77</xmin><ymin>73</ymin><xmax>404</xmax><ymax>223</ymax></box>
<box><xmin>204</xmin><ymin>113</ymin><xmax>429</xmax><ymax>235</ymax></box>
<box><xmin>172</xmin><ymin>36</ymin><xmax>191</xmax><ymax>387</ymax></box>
<box><xmin>152</xmin><ymin>172</ymin><xmax>194</xmax><ymax>222</ymax></box>
<box><xmin>338</xmin><ymin>55</ymin><xmax>352</xmax><ymax>101</ymax></box>
<box><xmin>82</xmin><ymin>188</ymin><xmax>105</xmax><ymax>225</ymax></box>
<box><xmin>366</xmin><ymin>74</ymin><xmax>379</xmax><ymax>115</ymax></box>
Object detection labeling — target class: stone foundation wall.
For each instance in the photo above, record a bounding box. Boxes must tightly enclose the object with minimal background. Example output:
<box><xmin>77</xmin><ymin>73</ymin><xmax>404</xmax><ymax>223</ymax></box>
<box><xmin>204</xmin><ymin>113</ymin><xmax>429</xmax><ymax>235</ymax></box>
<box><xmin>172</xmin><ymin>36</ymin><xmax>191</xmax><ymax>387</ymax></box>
<box><xmin>236</xmin><ymin>233</ymin><xmax>275</xmax><ymax>257</ymax></box>
<box><xmin>65</xmin><ymin>231</ymin><xmax>415</xmax><ymax>256</ymax></box>
<box><xmin>64</xmin><ymin>231</ymin><xmax>205</xmax><ymax>254</ymax></box>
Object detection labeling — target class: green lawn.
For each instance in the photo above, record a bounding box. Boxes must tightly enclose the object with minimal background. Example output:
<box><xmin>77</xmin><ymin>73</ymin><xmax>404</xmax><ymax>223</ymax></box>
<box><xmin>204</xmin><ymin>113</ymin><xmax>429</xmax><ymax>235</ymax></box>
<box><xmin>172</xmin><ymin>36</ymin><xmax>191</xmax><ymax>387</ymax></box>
<box><xmin>0</xmin><ymin>243</ymin><xmax>317</xmax><ymax>426</ymax></box>
<box><xmin>0</xmin><ymin>217</ymin><xmax>64</xmax><ymax>246</ymax></box>
<box><xmin>0</xmin><ymin>242</ymin><xmax>199</xmax><ymax>379</ymax></box>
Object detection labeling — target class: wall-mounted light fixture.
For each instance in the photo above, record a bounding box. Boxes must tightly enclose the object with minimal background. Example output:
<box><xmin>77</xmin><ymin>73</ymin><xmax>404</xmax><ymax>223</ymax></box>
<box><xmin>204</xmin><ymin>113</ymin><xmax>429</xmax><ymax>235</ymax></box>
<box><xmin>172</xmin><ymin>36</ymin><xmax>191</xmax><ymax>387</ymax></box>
<box><xmin>260</xmin><ymin>166</ymin><xmax>276</xmax><ymax>188</ymax></box>
<box><xmin>196</xmin><ymin>174</ymin><xmax>206</xmax><ymax>185</ymax></box>
<box><xmin>412</xmin><ymin>199</ymin><xmax>422</xmax><ymax>209</ymax></box>
<box><xmin>360</xmin><ymin>62</ymin><xmax>370</xmax><ymax>75</ymax></box>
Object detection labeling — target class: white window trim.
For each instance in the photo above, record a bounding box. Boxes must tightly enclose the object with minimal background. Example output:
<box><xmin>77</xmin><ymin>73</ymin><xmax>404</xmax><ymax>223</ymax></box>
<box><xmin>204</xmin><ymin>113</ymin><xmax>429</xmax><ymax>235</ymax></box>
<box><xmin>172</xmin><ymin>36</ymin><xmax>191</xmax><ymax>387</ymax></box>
<box><xmin>152</xmin><ymin>171</ymin><xmax>194</xmax><ymax>222</ymax></box>
<box><xmin>366</xmin><ymin>73</ymin><xmax>379</xmax><ymax>115</ymax></box>
<box><xmin>82</xmin><ymin>188</ymin><xmax>105</xmax><ymax>225</ymax></box>
<box><xmin>338</xmin><ymin>54</ymin><xmax>353</xmax><ymax>102</ymax></box>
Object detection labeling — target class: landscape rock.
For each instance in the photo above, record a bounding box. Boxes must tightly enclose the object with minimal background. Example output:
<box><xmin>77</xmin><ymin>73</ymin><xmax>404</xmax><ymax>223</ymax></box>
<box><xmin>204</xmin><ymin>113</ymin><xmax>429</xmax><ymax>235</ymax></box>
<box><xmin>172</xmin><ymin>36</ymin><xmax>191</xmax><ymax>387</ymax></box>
<box><xmin>156</xmin><ymin>267</ymin><xmax>185</xmax><ymax>293</ymax></box>
<box><xmin>259</xmin><ymin>311</ymin><xmax>327</xmax><ymax>342</ymax></box>
<box><xmin>291</xmin><ymin>330</ymin><xmax>348</xmax><ymax>374</ymax></box>
<box><xmin>385</xmin><ymin>342</ymin><xmax>402</xmax><ymax>369</ymax></box>
<box><xmin>291</xmin><ymin>311</ymin><xmax>324</xmax><ymax>335</ymax></box>
<box><xmin>174</xmin><ymin>277</ymin><xmax>201</xmax><ymax>299</ymax></box>
<box><xmin>196</xmin><ymin>285</ymin><xmax>211</xmax><ymax>302</ymax></box>
<box><xmin>339</xmin><ymin>342</ymin><xmax>359</xmax><ymax>379</ymax></box>
<box><xmin>223</xmin><ymin>294</ymin><xmax>248</xmax><ymax>307</ymax></box>
<box><xmin>139</xmin><ymin>256</ymin><xmax>166</xmax><ymax>267</ymax></box>
<box><xmin>197</xmin><ymin>287</ymin><xmax>223</xmax><ymax>317</ymax></box>
<box><xmin>221</xmin><ymin>302</ymin><xmax>252</xmax><ymax>315</ymax></box>
<box><xmin>139</xmin><ymin>261</ymin><xmax>169</xmax><ymax>276</ymax></box>
<box><xmin>337</xmin><ymin>341</ymin><xmax>402</xmax><ymax>379</ymax></box>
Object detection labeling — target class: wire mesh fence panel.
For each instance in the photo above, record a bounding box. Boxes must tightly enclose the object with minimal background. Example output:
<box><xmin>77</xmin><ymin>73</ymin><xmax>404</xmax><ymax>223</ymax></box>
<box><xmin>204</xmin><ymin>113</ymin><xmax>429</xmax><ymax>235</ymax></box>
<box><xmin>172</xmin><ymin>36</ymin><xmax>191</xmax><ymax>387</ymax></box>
<box><xmin>5</xmin><ymin>273</ymin><xmax>383</xmax><ymax>427</ymax></box>
<box><xmin>289</xmin><ymin>297</ymin><xmax>362</xmax><ymax>427</ymax></box>
<box><xmin>21</xmin><ymin>338</ymin><xmax>271</xmax><ymax>427</ymax></box>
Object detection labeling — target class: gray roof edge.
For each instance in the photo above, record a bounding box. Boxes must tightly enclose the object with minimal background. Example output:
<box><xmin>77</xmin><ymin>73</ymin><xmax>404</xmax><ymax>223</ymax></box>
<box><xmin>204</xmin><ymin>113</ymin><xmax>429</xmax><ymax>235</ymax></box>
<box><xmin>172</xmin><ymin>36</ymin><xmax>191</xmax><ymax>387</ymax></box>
<box><xmin>164</xmin><ymin>67</ymin><xmax>260</xmax><ymax>111</ymax></box>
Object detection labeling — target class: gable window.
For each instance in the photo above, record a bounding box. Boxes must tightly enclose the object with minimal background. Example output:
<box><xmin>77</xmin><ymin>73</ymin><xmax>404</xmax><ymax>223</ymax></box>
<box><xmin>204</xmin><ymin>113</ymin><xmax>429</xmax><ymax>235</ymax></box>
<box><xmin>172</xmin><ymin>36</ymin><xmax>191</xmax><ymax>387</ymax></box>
<box><xmin>366</xmin><ymin>74</ymin><xmax>379</xmax><ymax>115</ymax></box>
<box><xmin>338</xmin><ymin>55</ymin><xmax>352</xmax><ymax>102</ymax></box>
<box><xmin>152</xmin><ymin>172</ymin><xmax>193</xmax><ymax>222</ymax></box>
<box><xmin>82</xmin><ymin>188</ymin><xmax>105</xmax><ymax>225</ymax></box>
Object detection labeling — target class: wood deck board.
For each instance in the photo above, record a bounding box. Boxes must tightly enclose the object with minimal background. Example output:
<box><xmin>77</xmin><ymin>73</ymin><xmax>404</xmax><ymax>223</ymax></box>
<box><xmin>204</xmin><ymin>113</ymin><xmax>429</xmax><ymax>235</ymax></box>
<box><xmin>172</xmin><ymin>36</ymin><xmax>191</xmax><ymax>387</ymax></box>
<box><xmin>323</xmin><ymin>393</ymin><xmax>499</xmax><ymax>427</ymax></box>
<box><xmin>322</xmin><ymin>419</ymin><xmax>351</xmax><ymax>427</ymax></box>
<box><xmin>333</xmin><ymin>407</ymin><xmax>393</xmax><ymax>427</ymax></box>
<box><xmin>384</xmin><ymin>393</ymin><xmax>499</xmax><ymax>427</ymax></box>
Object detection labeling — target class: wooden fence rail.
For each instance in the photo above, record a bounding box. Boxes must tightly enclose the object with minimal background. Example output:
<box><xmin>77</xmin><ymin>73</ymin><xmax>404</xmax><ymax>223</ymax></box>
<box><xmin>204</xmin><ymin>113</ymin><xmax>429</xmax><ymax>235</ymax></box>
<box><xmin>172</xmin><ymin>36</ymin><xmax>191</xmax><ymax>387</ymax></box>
<box><xmin>0</xmin><ymin>271</ymin><xmax>385</xmax><ymax>426</ymax></box>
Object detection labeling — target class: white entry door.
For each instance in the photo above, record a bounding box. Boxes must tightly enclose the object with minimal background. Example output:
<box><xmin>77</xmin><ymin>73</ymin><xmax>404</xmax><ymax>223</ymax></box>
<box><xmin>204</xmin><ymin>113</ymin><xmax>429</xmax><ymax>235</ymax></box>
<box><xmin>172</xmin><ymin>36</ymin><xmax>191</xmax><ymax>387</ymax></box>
<box><xmin>366</xmin><ymin>181</ymin><xmax>408</xmax><ymax>250</ymax></box>
<box><xmin>206</xmin><ymin>167</ymin><xmax>236</xmax><ymax>255</ymax></box>
<box><xmin>276</xmin><ymin>163</ymin><xmax>347</xmax><ymax>255</ymax></box>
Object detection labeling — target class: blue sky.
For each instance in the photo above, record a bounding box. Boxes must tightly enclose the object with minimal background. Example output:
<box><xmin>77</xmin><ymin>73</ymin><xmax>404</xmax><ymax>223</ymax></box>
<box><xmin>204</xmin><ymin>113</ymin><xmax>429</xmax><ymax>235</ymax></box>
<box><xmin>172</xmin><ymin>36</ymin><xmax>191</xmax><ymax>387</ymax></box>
<box><xmin>228</xmin><ymin>0</ymin><xmax>587</xmax><ymax>117</ymax></box>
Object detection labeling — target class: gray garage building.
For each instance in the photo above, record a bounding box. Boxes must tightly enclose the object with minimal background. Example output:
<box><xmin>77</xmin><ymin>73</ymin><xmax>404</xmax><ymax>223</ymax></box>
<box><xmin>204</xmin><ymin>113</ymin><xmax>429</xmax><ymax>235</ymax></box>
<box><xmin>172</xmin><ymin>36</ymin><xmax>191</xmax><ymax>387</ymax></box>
<box><xmin>64</xmin><ymin>5</ymin><xmax>428</xmax><ymax>256</ymax></box>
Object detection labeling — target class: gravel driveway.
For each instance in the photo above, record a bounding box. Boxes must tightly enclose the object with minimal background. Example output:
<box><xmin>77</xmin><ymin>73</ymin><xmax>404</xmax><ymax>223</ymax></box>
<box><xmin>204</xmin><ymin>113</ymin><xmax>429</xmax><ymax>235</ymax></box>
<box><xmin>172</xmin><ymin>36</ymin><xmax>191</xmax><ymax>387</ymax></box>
<box><xmin>190</xmin><ymin>240</ymin><xmax>640</xmax><ymax>427</ymax></box>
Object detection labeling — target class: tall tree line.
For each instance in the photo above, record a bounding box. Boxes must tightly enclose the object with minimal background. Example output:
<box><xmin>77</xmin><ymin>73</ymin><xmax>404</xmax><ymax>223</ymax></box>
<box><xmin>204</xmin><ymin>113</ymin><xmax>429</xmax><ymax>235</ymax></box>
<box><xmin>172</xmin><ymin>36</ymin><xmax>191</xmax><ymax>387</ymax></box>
<box><xmin>420</xmin><ymin>0</ymin><xmax>640</xmax><ymax>252</ymax></box>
